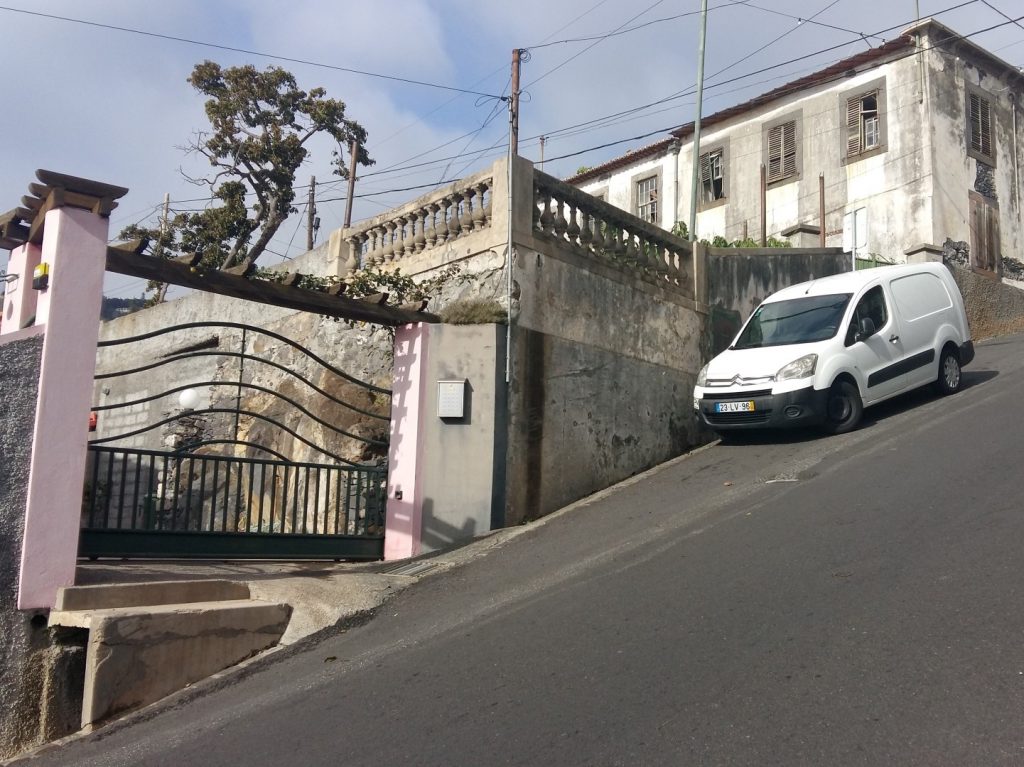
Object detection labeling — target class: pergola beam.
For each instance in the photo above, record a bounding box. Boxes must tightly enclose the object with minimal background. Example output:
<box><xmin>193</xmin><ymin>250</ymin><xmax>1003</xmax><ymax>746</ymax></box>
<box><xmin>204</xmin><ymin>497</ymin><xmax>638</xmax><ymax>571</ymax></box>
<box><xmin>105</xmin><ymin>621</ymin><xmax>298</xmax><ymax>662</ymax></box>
<box><xmin>104</xmin><ymin>247</ymin><xmax>439</xmax><ymax>326</ymax></box>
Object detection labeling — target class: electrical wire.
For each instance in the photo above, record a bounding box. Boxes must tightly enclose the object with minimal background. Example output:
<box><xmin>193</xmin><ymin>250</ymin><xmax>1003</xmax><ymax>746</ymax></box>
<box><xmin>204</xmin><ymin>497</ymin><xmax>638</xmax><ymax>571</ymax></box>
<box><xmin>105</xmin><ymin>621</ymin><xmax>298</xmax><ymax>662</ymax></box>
<box><xmin>523</xmin><ymin>0</ymin><xmax>670</xmax><ymax>89</ymax></box>
<box><xmin>0</xmin><ymin>5</ymin><xmax>503</xmax><ymax>99</ymax></box>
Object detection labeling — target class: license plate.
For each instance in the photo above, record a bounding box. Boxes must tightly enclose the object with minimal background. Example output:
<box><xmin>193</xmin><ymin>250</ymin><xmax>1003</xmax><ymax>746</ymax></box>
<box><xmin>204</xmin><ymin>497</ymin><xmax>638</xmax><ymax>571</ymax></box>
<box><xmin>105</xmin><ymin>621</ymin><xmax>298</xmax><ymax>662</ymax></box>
<box><xmin>715</xmin><ymin>401</ymin><xmax>755</xmax><ymax>413</ymax></box>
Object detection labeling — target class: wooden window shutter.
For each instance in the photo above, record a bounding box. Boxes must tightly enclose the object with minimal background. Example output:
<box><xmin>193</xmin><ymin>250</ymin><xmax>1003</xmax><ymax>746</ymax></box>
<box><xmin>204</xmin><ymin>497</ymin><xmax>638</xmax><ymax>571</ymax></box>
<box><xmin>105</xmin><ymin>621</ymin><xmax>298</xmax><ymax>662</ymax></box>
<box><xmin>782</xmin><ymin>121</ymin><xmax>797</xmax><ymax>177</ymax></box>
<box><xmin>979</xmin><ymin>96</ymin><xmax>992</xmax><ymax>157</ymax></box>
<box><xmin>969</xmin><ymin>92</ymin><xmax>993</xmax><ymax>159</ymax></box>
<box><xmin>846</xmin><ymin>96</ymin><xmax>862</xmax><ymax>156</ymax></box>
<box><xmin>767</xmin><ymin>125</ymin><xmax>783</xmax><ymax>181</ymax></box>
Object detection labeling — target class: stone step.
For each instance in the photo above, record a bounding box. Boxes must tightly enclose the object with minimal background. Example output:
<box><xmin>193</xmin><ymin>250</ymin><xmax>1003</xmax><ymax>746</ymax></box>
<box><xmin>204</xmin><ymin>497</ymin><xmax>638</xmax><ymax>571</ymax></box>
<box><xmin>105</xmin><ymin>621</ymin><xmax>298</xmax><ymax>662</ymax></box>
<box><xmin>49</xmin><ymin>599</ymin><xmax>291</xmax><ymax>727</ymax></box>
<box><xmin>53</xmin><ymin>579</ymin><xmax>250</xmax><ymax>611</ymax></box>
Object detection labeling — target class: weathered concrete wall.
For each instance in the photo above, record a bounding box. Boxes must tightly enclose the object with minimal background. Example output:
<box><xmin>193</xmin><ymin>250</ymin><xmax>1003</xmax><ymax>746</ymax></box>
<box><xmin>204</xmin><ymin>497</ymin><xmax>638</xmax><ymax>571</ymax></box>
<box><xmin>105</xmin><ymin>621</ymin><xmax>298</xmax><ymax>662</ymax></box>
<box><xmin>505</xmin><ymin>217</ymin><xmax>704</xmax><ymax>523</ymax></box>
<box><xmin>950</xmin><ymin>265</ymin><xmax>1024</xmax><ymax>340</ymax></box>
<box><xmin>705</xmin><ymin>248</ymin><xmax>851</xmax><ymax>355</ymax></box>
<box><xmin>0</xmin><ymin>331</ymin><xmax>85</xmax><ymax>759</ymax></box>
<box><xmin>418</xmin><ymin>324</ymin><xmax>507</xmax><ymax>552</ymax></box>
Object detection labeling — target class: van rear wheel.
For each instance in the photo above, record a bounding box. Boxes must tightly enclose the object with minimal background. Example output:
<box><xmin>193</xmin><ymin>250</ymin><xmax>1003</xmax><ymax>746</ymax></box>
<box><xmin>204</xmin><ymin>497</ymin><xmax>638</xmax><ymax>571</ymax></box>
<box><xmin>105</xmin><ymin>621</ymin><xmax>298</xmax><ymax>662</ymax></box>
<box><xmin>934</xmin><ymin>347</ymin><xmax>962</xmax><ymax>395</ymax></box>
<box><xmin>823</xmin><ymin>380</ymin><xmax>863</xmax><ymax>435</ymax></box>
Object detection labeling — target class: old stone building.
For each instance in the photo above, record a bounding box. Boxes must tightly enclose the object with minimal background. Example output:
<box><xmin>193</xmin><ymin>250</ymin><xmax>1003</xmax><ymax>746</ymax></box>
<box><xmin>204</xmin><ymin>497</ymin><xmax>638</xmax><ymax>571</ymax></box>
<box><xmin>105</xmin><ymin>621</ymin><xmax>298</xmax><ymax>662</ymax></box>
<box><xmin>571</xmin><ymin>19</ymin><xmax>1024</xmax><ymax>281</ymax></box>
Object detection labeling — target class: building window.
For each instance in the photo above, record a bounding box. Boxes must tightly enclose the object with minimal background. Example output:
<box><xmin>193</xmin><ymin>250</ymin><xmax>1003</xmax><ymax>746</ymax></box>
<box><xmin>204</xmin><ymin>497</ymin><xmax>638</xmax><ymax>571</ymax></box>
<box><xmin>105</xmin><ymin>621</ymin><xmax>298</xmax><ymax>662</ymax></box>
<box><xmin>635</xmin><ymin>175</ymin><xmax>658</xmax><ymax>223</ymax></box>
<box><xmin>700</xmin><ymin>149</ymin><xmax>726</xmax><ymax>204</ymax></box>
<box><xmin>847</xmin><ymin>92</ymin><xmax>879</xmax><ymax>154</ymax></box>
<box><xmin>967</xmin><ymin>86</ymin><xmax>995</xmax><ymax>165</ymax></box>
<box><xmin>841</xmin><ymin>78</ymin><xmax>886</xmax><ymax>162</ymax></box>
<box><xmin>765</xmin><ymin>118</ymin><xmax>798</xmax><ymax>183</ymax></box>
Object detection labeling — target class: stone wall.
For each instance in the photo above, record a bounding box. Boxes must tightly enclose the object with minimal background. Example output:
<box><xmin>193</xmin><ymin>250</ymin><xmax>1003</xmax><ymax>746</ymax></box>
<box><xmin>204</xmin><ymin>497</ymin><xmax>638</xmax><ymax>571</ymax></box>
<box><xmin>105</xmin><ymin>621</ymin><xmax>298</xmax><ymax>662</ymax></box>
<box><xmin>950</xmin><ymin>265</ymin><xmax>1024</xmax><ymax>341</ymax></box>
<box><xmin>705</xmin><ymin>247</ymin><xmax>851</xmax><ymax>355</ymax></box>
<box><xmin>0</xmin><ymin>331</ymin><xmax>84</xmax><ymax>759</ymax></box>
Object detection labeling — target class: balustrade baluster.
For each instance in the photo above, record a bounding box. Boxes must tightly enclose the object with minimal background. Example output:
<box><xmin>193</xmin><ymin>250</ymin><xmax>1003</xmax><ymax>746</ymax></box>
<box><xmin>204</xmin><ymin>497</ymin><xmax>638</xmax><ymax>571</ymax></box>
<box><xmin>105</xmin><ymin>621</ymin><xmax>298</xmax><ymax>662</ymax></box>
<box><xmin>425</xmin><ymin>203</ymin><xmax>440</xmax><ymax>248</ymax></box>
<box><xmin>591</xmin><ymin>210</ymin><xmax>606</xmax><ymax>252</ymax></box>
<box><xmin>623</xmin><ymin>228</ymin><xmax>638</xmax><ymax>262</ymax></box>
<box><xmin>579</xmin><ymin>209</ymin><xmax>593</xmax><ymax>251</ymax></box>
<box><xmin>553</xmin><ymin>198</ymin><xmax>568</xmax><ymax>239</ymax></box>
<box><xmin>460</xmin><ymin>187</ymin><xmax>475</xmax><ymax>232</ymax></box>
<box><xmin>566</xmin><ymin>204</ymin><xmax>581</xmax><ymax>246</ymax></box>
<box><xmin>382</xmin><ymin>221</ymin><xmax>397</xmax><ymax>263</ymax></box>
<box><xmin>473</xmin><ymin>182</ymin><xmax>489</xmax><ymax>230</ymax></box>
<box><xmin>413</xmin><ymin>208</ymin><xmax>427</xmax><ymax>252</ymax></box>
<box><xmin>448</xmin><ymin>192</ymin><xmax>463</xmax><ymax>240</ymax></box>
<box><xmin>538</xmin><ymin>192</ymin><xmax>555</xmax><ymax>235</ymax></box>
<box><xmin>345</xmin><ymin>233</ymin><xmax>361</xmax><ymax>272</ymax></box>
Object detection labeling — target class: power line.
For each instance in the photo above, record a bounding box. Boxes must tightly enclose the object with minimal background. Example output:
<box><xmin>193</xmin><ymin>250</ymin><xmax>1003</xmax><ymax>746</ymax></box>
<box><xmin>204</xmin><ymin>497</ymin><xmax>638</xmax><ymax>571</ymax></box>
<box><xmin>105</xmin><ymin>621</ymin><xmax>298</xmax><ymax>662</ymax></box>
<box><xmin>523</xmin><ymin>0</ymin><xmax>670</xmax><ymax>89</ymax></box>
<box><xmin>0</xmin><ymin>5</ymin><xmax>504</xmax><ymax>99</ymax></box>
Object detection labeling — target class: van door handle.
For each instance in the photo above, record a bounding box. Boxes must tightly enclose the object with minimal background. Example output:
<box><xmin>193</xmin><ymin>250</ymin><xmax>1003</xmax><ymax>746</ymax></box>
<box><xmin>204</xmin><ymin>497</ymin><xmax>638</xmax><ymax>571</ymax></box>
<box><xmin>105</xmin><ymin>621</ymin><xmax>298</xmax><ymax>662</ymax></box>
<box><xmin>889</xmin><ymin>334</ymin><xmax>900</xmax><ymax>344</ymax></box>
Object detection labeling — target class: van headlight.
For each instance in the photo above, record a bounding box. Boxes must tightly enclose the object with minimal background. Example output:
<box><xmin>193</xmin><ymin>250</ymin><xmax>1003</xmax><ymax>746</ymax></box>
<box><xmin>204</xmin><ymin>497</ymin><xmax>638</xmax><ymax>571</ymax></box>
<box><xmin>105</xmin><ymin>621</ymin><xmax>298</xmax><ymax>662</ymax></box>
<box><xmin>776</xmin><ymin>354</ymin><xmax>817</xmax><ymax>381</ymax></box>
<box><xmin>696</xmin><ymin>363</ymin><xmax>709</xmax><ymax>387</ymax></box>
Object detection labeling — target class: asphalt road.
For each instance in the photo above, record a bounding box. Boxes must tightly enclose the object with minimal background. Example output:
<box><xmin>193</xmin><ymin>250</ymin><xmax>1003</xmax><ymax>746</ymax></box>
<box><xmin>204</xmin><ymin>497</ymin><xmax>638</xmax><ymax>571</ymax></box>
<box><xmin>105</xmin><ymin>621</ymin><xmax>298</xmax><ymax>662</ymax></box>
<box><xmin>19</xmin><ymin>334</ymin><xmax>1024</xmax><ymax>767</ymax></box>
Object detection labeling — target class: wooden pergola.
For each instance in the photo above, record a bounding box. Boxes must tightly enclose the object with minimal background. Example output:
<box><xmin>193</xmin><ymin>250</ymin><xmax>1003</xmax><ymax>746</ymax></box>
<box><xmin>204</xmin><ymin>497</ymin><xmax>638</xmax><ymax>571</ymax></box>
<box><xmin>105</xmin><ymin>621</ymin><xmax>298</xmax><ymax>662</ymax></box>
<box><xmin>1</xmin><ymin>170</ymin><xmax>439</xmax><ymax>326</ymax></box>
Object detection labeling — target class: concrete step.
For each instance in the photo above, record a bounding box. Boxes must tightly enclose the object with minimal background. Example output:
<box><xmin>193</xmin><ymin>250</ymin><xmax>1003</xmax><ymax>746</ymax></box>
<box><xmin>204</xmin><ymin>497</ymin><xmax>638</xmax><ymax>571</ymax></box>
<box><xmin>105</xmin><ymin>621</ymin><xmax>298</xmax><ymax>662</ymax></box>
<box><xmin>53</xmin><ymin>579</ymin><xmax>250</xmax><ymax>611</ymax></box>
<box><xmin>49</xmin><ymin>599</ymin><xmax>291</xmax><ymax>727</ymax></box>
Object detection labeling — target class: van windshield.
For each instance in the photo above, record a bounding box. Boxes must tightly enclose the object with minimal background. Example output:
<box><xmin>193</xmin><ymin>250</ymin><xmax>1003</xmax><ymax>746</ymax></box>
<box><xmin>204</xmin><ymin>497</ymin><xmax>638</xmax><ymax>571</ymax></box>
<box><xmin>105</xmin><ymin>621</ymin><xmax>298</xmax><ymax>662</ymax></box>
<box><xmin>733</xmin><ymin>293</ymin><xmax>852</xmax><ymax>349</ymax></box>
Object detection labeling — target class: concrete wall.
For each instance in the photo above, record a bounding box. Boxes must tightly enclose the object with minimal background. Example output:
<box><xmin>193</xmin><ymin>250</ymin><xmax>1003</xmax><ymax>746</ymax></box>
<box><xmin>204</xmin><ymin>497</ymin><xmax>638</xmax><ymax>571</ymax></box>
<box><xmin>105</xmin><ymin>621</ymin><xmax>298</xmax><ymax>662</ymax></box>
<box><xmin>0</xmin><ymin>331</ymin><xmax>84</xmax><ymax>759</ymax></box>
<box><xmin>505</xmin><ymin>158</ymin><xmax>706</xmax><ymax>522</ymax></box>
<box><xmin>705</xmin><ymin>247</ymin><xmax>851</xmax><ymax>355</ymax></box>
<box><xmin>950</xmin><ymin>265</ymin><xmax>1024</xmax><ymax>340</ymax></box>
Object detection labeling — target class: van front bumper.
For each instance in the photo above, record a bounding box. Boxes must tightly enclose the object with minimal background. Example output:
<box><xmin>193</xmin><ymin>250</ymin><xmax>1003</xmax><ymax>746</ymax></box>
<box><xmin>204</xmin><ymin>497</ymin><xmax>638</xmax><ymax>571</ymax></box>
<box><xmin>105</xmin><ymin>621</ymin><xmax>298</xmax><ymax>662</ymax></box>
<box><xmin>695</xmin><ymin>385</ymin><xmax>829</xmax><ymax>430</ymax></box>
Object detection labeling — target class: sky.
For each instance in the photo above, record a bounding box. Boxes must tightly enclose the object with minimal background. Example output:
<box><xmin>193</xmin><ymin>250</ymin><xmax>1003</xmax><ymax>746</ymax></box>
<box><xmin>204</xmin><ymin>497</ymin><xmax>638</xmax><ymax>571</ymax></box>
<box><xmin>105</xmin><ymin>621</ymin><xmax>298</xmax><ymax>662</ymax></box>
<box><xmin>0</xmin><ymin>0</ymin><xmax>1021</xmax><ymax>301</ymax></box>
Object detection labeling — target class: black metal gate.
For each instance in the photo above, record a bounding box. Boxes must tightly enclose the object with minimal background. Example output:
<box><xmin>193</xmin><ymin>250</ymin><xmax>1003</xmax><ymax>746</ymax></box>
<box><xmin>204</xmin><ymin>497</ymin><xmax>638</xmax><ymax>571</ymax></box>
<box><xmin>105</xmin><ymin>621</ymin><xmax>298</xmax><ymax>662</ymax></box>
<box><xmin>81</xmin><ymin>321</ymin><xmax>390</xmax><ymax>561</ymax></box>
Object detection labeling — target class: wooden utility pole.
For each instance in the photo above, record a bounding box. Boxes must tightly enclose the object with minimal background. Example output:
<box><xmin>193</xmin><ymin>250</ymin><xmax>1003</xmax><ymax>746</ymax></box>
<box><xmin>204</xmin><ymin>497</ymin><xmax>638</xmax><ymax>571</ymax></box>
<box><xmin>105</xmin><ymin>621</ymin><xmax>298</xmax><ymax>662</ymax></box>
<box><xmin>344</xmin><ymin>140</ymin><xmax>359</xmax><ymax>228</ymax></box>
<box><xmin>510</xmin><ymin>48</ymin><xmax>522</xmax><ymax>156</ymax></box>
<box><xmin>306</xmin><ymin>176</ymin><xmax>316</xmax><ymax>251</ymax></box>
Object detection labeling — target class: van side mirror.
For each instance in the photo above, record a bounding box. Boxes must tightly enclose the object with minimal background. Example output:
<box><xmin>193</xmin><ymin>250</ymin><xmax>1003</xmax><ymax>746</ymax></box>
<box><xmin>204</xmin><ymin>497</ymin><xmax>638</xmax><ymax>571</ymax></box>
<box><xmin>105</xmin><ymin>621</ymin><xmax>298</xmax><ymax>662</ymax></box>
<box><xmin>854</xmin><ymin>317</ymin><xmax>876</xmax><ymax>343</ymax></box>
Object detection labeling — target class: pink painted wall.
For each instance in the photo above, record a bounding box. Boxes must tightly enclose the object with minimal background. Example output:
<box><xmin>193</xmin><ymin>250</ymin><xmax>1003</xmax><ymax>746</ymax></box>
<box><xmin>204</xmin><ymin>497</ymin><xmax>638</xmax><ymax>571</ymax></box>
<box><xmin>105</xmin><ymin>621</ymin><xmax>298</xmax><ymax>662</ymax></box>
<box><xmin>384</xmin><ymin>323</ymin><xmax>429</xmax><ymax>560</ymax></box>
<box><xmin>1</xmin><ymin>243</ymin><xmax>41</xmax><ymax>335</ymax></box>
<box><xmin>18</xmin><ymin>208</ymin><xmax>108</xmax><ymax>609</ymax></box>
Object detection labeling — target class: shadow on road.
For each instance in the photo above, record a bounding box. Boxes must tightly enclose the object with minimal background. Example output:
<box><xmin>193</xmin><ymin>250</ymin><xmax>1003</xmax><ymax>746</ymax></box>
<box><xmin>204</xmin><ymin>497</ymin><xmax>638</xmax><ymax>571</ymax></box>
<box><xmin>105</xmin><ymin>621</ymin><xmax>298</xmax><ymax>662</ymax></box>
<box><xmin>714</xmin><ymin>369</ymin><xmax>999</xmax><ymax>447</ymax></box>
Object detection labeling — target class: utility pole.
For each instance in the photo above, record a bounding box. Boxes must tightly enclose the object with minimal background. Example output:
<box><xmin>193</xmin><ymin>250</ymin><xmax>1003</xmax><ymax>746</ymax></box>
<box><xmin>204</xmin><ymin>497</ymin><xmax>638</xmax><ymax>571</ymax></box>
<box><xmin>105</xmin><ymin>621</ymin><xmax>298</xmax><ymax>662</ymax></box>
<box><xmin>688</xmin><ymin>0</ymin><xmax>709</xmax><ymax>242</ymax></box>
<box><xmin>306</xmin><ymin>176</ymin><xmax>316</xmax><ymax>251</ymax></box>
<box><xmin>539</xmin><ymin>136</ymin><xmax>545</xmax><ymax>170</ymax></box>
<box><xmin>344</xmin><ymin>140</ymin><xmax>359</xmax><ymax>229</ymax></box>
<box><xmin>510</xmin><ymin>48</ymin><xmax>522</xmax><ymax>156</ymax></box>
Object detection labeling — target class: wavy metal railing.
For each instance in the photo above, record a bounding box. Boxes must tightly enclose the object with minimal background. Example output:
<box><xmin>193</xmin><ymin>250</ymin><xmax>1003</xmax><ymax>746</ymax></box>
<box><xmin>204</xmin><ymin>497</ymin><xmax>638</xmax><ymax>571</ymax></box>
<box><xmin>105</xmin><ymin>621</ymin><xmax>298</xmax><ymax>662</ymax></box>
<box><xmin>82</xmin><ymin>321</ymin><xmax>391</xmax><ymax>560</ymax></box>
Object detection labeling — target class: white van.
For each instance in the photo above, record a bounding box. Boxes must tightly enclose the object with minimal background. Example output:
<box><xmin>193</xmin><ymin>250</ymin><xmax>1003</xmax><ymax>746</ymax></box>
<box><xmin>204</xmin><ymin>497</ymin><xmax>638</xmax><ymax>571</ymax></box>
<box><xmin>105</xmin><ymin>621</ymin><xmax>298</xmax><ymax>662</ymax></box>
<box><xmin>693</xmin><ymin>263</ymin><xmax>974</xmax><ymax>435</ymax></box>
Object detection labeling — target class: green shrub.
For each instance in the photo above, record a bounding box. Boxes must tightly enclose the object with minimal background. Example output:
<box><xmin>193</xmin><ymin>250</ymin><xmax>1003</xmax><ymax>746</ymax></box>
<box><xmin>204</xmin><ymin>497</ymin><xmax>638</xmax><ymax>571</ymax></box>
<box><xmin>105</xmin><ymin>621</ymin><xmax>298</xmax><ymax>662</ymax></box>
<box><xmin>440</xmin><ymin>299</ymin><xmax>507</xmax><ymax>325</ymax></box>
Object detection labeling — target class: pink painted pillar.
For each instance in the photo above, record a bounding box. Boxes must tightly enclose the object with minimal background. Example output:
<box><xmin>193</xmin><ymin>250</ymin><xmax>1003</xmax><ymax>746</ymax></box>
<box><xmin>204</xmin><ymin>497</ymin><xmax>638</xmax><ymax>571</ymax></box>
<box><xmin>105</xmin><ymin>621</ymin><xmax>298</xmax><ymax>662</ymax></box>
<box><xmin>1</xmin><ymin>242</ymin><xmax>42</xmax><ymax>334</ymax></box>
<box><xmin>18</xmin><ymin>207</ymin><xmax>108</xmax><ymax>609</ymax></box>
<box><xmin>384</xmin><ymin>323</ymin><xmax>430</xmax><ymax>560</ymax></box>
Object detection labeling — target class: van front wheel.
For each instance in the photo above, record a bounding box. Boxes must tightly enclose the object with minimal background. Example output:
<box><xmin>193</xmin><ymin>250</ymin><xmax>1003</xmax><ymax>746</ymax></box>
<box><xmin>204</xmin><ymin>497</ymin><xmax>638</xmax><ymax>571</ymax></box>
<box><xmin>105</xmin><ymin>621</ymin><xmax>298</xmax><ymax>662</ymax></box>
<box><xmin>823</xmin><ymin>380</ymin><xmax>863</xmax><ymax>434</ymax></box>
<box><xmin>934</xmin><ymin>347</ymin><xmax>962</xmax><ymax>395</ymax></box>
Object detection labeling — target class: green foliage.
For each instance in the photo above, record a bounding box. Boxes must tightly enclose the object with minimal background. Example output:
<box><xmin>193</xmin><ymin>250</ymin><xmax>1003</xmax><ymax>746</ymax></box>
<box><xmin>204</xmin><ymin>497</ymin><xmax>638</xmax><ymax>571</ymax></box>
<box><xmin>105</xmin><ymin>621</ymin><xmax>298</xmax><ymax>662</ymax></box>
<box><xmin>671</xmin><ymin>221</ymin><xmax>789</xmax><ymax>248</ymax></box>
<box><xmin>440</xmin><ymin>298</ymin><xmax>507</xmax><ymax>325</ymax></box>
<box><xmin>575</xmin><ymin>165</ymin><xmax>593</xmax><ymax>176</ymax></box>
<box><xmin>121</xmin><ymin>60</ymin><xmax>373</xmax><ymax>300</ymax></box>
